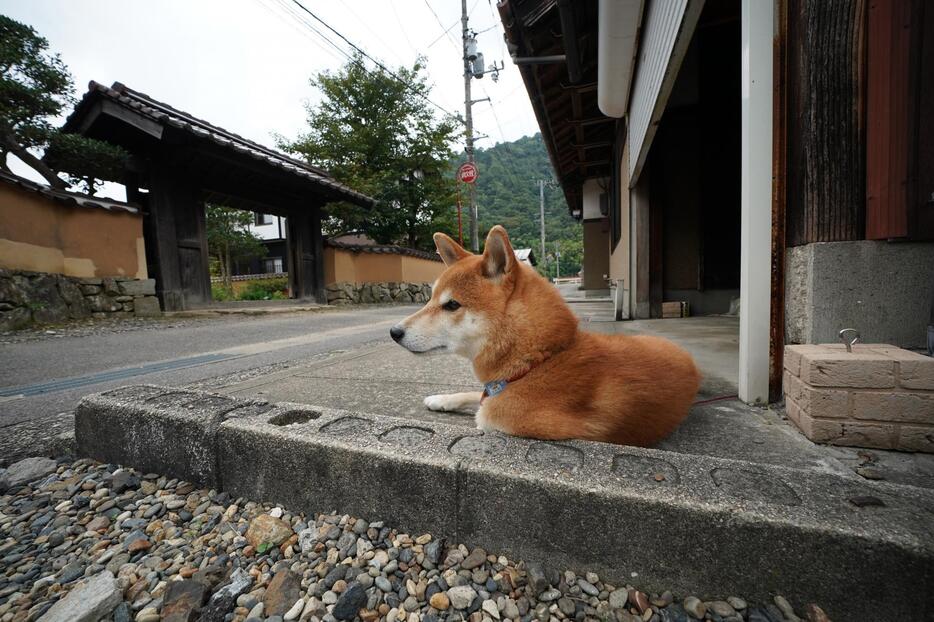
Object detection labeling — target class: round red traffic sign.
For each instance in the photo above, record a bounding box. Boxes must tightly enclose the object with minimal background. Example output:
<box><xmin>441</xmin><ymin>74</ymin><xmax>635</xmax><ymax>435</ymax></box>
<box><xmin>457</xmin><ymin>162</ymin><xmax>478</xmax><ymax>184</ymax></box>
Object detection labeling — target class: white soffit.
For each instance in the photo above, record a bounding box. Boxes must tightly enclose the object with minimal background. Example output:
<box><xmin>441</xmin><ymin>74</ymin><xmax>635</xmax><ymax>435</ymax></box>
<box><xmin>627</xmin><ymin>0</ymin><xmax>705</xmax><ymax>185</ymax></box>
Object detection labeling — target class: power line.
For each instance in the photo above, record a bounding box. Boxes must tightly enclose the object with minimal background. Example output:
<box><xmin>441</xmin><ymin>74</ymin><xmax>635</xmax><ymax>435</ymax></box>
<box><xmin>477</xmin><ymin>83</ymin><xmax>506</xmax><ymax>143</ymax></box>
<box><xmin>388</xmin><ymin>0</ymin><xmax>418</xmax><ymax>58</ymax></box>
<box><xmin>272</xmin><ymin>0</ymin><xmax>355</xmax><ymax>63</ymax></box>
<box><xmin>427</xmin><ymin>19</ymin><xmax>460</xmax><ymax>48</ymax></box>
<box><xmin>335</xmin><ymin>0</ymin><xmax>408</xmax><ymax>66</ymax></box>
<box><xmin>422</xmin><ymin>0</ymin><xmax>461</xmax><ymax>50</ymax></box>
<box><xmin>255</xmin><ymin>0</ymin><xmax>347</xmax><ymax>66</ymax></box>
<box><xmin>288</xmin><ymin>0</ymin><xmax>463</xmax><ymax>124</ymax></box>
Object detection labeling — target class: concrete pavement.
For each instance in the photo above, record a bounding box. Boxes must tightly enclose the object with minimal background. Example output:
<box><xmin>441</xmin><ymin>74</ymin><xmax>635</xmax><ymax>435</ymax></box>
<box><xmin>0</xmin><ymin>305</ymin><xmax>422</xmax><ymax>460</ymax></box>
<box><xmin>6</xmin><ymin>292</ymin><xmax>932</xmax><ymax>487</ymax></box>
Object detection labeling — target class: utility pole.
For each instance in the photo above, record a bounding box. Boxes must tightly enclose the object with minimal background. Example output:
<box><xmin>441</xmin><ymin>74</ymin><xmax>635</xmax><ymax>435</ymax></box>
<box><xmin>554</xmin><ymin>241</ymin><xmax>561</xmax><ymax>281</ymax></box>
<box><xmin>538</xmin><ymin>179</ymin><xmax>546</xmax><ymax>264</ymax></box>
<box><xmin>461</xmin><ymin>0</ymin><xmax>478</xmax><ymax>251</ymax></box>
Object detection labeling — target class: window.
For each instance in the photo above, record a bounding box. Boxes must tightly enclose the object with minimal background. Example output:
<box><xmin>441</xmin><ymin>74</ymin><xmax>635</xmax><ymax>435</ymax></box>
<box><xmin>254</xmin><ymin>213</ymin><xmax>274</xmax><ymax>226</ymax></box>
<box><xmin>264</xmin><ymin>257</ymin><xmax>283</xmax><ymax>274</ymax></box>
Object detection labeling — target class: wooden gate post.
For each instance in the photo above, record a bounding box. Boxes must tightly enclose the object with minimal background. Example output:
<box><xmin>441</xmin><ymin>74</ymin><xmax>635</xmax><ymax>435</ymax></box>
<box><xmin>145</xmin><ymin>160</ymin><xmax>210</xmax><ymax>311</ymax></box>
<box><xmin>286</xmin><ymin>205</ymin><xmax>325</xmax><ymax>304</ymax></box>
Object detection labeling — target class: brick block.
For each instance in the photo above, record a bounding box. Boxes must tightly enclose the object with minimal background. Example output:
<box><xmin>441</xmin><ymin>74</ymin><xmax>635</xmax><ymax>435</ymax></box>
<box><xmin>785</xmin><ymin>394</ymin><xmax>802</xmax><ymax>426</ymax></box>
<box><xmin>783</xmin><ymin>372</ymin><xmax>849</xmax><ymax>418</ymax></box>
<box><xmin>832</xmin><ymin>422</ymin><xmax>898</xmax><ymax>450</ymax></box>
<box><xmin>786</xmin><ymin>401</ymin><xmax>843</xmax><ymax>443</ymax></box>
<box><xmin>898</xmin><ymin>425</ymin><xmax>934</xmax><ymax>452</ymax></box>
<box><xmin>784</xmin><ymin>346</ymin><xmax>803</xmax><ymax>376</ymax></box>
<box><xmin>899</xmin><ymin>359</ymin><xmax>934</xmax><ymax>390</ymax></box>
<box><xmin>799</xmin><ymin>352</ymin><xmax>895</xmax><ymax>388</ymax></box>
<box><xmin>851</xmin><ymin>392</ymin><xmax>934</xmax><ymax>424</ymax></box>
<box><xmin>784</xmin><ymin>345</ymin><xmax>834</xmax><ymax>377</ymax></box>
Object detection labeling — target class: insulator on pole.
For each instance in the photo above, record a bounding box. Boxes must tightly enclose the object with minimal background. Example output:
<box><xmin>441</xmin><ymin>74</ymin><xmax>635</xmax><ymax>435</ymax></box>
<box><xmin>466</xmin><ymin>36</ymin><xmax>478</xmax><ymax>61</ymax></box>
<box><xmin>472</xmin><ymin>52</ymin><xmax>485</xmax><ymax>77</ymax></box>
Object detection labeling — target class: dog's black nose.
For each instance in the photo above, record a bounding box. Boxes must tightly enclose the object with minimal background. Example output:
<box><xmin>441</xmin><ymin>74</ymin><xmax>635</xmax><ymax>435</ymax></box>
<box><xmin>390</xmin><ymin>326</ymin><xmax>405</xmax><ymax>342</ymax></box>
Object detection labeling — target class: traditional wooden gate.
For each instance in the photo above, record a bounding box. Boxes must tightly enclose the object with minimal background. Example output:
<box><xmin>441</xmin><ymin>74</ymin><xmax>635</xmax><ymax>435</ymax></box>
<box><xmin>62</xmin><ymin>82</ymin><xmax>373</xmax><ymax>310</ymax></box>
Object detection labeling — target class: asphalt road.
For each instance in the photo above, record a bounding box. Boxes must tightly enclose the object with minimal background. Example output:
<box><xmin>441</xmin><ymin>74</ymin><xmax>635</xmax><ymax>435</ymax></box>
<box><xmin>0</xmin><ymin>305</ymin><xmax>418</xmax><ymax>458</ymax></box>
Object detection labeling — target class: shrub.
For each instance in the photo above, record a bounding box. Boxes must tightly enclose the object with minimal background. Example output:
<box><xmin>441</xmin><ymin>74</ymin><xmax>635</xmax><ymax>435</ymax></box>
<box><xmin>238</xmin><ymin>277</ymin><xmax>288</xmax><ymax>301</ymax></box>
<box><xmin>211</xmin><ymin>284</ymin><xmax>233</xmax><ymax>301</ymax></box>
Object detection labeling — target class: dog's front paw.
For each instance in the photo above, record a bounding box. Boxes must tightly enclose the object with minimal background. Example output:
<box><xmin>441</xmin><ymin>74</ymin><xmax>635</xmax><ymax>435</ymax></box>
<box><xmin>424</xmin><ymin>394</ymin><xmax>452</xmax><ymax>412</ymax></box>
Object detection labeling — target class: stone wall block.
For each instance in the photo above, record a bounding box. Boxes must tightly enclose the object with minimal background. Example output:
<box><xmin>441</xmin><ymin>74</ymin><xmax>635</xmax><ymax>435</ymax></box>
<box><xmin>119</xmin><ymin>279</ymin><xmax>156</xmax><ymax>296</ymax></box>
<box><xmin>133</xmin><ymin>296</ymin><xmax>161</xmax><ymax>317</ymax></box>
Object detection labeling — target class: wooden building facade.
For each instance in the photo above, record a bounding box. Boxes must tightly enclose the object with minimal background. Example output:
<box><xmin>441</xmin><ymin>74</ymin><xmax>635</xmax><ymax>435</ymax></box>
<box><xmin>498</xmin><ymin>0</ymin><xmax>934</xmax><ymax>403</ymax></box>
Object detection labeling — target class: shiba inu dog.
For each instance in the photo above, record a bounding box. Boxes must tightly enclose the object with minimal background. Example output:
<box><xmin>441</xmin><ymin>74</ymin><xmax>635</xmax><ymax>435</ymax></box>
<box><xmin>390</xmin><ymin>225</ymin><xmax>700</xmax><ymax>446</ymax></box>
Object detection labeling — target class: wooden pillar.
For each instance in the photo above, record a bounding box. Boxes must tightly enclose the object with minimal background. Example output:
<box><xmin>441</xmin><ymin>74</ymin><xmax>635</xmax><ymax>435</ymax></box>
<box><xmin>310</xmin><ymin>206</ymin><xmax>325</xmax><ymax>304</ymax></box>
<box><xmin>866</xmin><ymin>0</ymin><xmax>934</xmax><ymax>241</ymax></box>
<box><xmin>146</xmin><ymin>160</ymin><xmax>209</xmax><ymax>311</ymax></box>
<box><xmin>174</xmin><ymin>197</ymin><xmax>212</xmax><ymax>307</ymax></box>
<box><xmin>785</xmin><ymin>0</ymin><xmax>867</xmax><ymax>245</ymax></box>
<box><xmin>146</xmin><ymin>162</ymin><xmax>184</xmax><ymax>311</ymax></box>
<box><xmin>286</xmin><ymin>206</ymin><xmax>325</xmax><ymax>303</ymax></box>
<box><xmin>629</xmin><ymin>166</ymin><xmax>651</xmax><ymax>319</ymax></box>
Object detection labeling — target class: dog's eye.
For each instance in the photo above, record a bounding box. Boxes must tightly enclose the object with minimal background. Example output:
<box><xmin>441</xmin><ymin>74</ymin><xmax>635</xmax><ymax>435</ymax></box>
<box><xmin>442</xmin><ymin>300</ymin><xmax>461</xmax><ymax>311</ymax></box>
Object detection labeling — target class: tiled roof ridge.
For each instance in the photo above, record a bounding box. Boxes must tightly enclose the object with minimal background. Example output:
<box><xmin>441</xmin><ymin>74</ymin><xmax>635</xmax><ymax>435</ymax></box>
<box><xmin>325</xmin><ymin>238</ymin><xmax>442</xmax><ymax>262</ymax></box>
<box><xmin>0</xmin><ymin>170</ymin><xmax>140</xmax><ymax>215</ymax></box>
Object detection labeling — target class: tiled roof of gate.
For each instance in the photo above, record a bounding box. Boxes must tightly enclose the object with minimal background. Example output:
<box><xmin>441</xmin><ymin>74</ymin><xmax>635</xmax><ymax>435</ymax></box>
<box><xmin>63</xmin><ymin>81</ymin><xmax>375</xmax><ymax>207</ymax></box>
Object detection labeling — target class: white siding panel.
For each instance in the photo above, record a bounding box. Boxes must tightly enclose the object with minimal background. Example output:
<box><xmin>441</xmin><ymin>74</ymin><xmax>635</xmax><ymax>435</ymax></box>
<box><xmin>627</xmin><ymin>0</ymin><xmax>704</xmax><ymax>183</ymax></box>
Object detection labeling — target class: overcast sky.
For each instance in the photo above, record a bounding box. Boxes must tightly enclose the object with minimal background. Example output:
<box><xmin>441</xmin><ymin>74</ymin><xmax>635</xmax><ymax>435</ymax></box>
<box><xmin>1</xmin><ymin>0</ymin><xmax>539</xmax><ymax>197</ymax></box>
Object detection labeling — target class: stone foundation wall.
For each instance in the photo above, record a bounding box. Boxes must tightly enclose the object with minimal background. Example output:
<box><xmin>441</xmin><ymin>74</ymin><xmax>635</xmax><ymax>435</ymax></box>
<box><xmin>785</xmin><ymin>240</ymin><xmax>934</xmax><ymax>349</ymax></box>
<box><xmin>0</xmin><ymin>269</ymin><xmax>161</xmax><ymax>331</ymax></box>
<box><xmin>324</xmin><ymin>281</ymin><xmax>432</xmax><ymax>305</ymax></box>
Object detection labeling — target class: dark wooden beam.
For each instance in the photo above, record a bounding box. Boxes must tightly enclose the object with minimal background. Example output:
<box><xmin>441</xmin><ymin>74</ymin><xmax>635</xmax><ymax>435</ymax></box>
<box><xmin>557</xmin><ymin>0</ymin><xmax>582</xmax><ymax>84</ymax></box>
<box><xmin>570</xmin><ymin>89</ymin><xmax>585</xmax><ymax>176</ymax></box>
<box><xmin>570</xmin><ymin>141</ymin><xmax>613</xmax><ymax>149</ymax></box>
<box><xmin>100</xmin><ymin>100</ymin><xmax>164</xmax><ymax>139</ymax></box>
<box><xmin>561</xmin><ymin>82</ymin><xmax>598</xmax><ymax>92</ymax></box>
<box><xmin>567</xmin><ymin>117</ymin><xmax>615</xmax><ymax>126</ymax></box>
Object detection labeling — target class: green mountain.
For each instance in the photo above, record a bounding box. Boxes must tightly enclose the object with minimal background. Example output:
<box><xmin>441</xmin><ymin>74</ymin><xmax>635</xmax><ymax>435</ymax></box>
<box><xmin>460</xmin><ymin>133</ymin><xmax>583</xmax><ymax>276</ymax></box>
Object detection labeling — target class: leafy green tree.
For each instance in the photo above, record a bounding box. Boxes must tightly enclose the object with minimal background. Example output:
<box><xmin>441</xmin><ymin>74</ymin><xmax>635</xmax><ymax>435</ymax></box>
<box><xmin>279</xmin><ymin>53</ymin><xmax>459</xmax><ymax>249</ymax></box>
<box><xmin>460</xmin><ymin>133</ymin><xmax>582</xmax><ymax>276</ymax></box>
<box><xmin>0</xmin><ymin>15</ymin><xmax>128</xmax><ymax>192</ymax></box>
<box><xmin>43</xmin><ymin>133</ymin><xmax>128</xmax><ymax>195</ymax></box>
<box><xmin>205</xmin><ymin>205</ymin><xmax>267</xmax><ymax>294</ymax></box>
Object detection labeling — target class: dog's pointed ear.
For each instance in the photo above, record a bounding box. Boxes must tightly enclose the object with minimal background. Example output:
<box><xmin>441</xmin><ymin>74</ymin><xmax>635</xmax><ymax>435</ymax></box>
<box><xmin>434</xmin><ymin>232</ymin><xmax>472</xmax><ymax>266</ymax></box>
<box><xmin>481</xmin><ymin>225</ymin><xmax>517</xmax><ymax>279</ymax></box>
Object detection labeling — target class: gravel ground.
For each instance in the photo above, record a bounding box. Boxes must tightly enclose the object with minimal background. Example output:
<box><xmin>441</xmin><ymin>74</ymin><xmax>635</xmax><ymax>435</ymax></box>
<box><xmin>0</xmin><ymin>457</ymin><xmax>830</xmax><ymax>622</ymax></box>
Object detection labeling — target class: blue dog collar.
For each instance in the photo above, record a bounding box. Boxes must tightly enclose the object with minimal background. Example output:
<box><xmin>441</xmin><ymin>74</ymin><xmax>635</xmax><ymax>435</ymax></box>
<box><xmin>483</xmin><ymin>379</ymin><xmax>508</xmax><ymax>400</ymax></box>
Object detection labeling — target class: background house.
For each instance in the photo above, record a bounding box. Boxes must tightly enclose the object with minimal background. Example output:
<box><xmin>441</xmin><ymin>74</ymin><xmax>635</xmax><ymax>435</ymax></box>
<box><xmin>514</xmin><ymin>248</ymin><xmax>536</xmax><ymax>266</ymax></box>
<box><xmin>241</xmin><ymin>213</ymin><xmax>287</xmax><ymax>275</ymax></box>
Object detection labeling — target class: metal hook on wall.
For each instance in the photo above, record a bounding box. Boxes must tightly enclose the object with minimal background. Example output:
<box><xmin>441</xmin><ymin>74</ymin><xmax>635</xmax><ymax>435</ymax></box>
<box><xmin>839</xmin><ymin>328</ymin><xmax>860</xmax><ymax>353</ymax></box>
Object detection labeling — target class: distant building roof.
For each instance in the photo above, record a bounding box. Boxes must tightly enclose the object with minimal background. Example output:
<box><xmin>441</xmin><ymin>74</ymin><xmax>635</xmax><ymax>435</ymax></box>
<box><xmin>329</xmin><ymin>232</ymin><xmax>379</xmax><ymax>246</ymax></box>
<box><xmin>514</xmin><ymin>248</ymin><xmax>537</xmax><ymax>265</ymax></box>
<box><xmin>0</xmin><ymin>170</ymin><xmax>140</xmax><ymax>215</ymax></box>
<box><xmin>62</xmin><ymin>81</ymin><xmax>374</xmax><ymax>208</ymax></box>
<box><xmin>326</xmin><ymin>238</ymin><xmax>442</xmax><ymax>262</ymax></box>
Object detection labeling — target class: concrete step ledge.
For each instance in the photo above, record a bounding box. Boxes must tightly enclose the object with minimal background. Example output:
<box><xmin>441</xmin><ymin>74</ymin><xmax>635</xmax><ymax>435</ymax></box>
<box><xmin>75</xmin><ymin>385</ymin><xmax>934</xmax><ymax>620</ymax></box>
